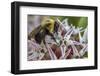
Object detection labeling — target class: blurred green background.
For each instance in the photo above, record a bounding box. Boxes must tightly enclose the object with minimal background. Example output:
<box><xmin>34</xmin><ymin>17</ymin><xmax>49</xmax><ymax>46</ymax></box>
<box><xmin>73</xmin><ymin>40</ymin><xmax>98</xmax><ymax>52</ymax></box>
<box><xmin>50</xmin><ymin>16</ymin><xmax>88</xmax><ymax>29</ymax></box>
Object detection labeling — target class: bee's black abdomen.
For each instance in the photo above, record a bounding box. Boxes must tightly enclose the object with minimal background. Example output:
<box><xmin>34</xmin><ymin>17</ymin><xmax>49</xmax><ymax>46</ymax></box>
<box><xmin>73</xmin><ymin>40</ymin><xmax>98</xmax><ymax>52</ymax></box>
<box><xmin>35</xmin><ymin>30</ymin><xmax>45</xmax><ymax>44</ymax></box>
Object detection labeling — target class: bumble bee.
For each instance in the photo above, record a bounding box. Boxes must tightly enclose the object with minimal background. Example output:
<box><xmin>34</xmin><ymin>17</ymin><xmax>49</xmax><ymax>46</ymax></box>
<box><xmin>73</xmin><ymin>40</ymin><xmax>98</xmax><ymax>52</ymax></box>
<box><xmin>28</xmin><ymin>19</ymin><xmax>59</xmax><ymax>44</ymax></box>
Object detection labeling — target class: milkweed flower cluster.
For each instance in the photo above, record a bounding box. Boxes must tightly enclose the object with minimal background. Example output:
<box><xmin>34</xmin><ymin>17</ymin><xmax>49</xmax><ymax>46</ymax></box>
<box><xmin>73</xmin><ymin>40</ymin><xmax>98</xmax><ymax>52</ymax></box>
<box><xmin>28</xmin><ymin>18</ymin><xmax>88</xmax><ymax>61</ymax></box>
